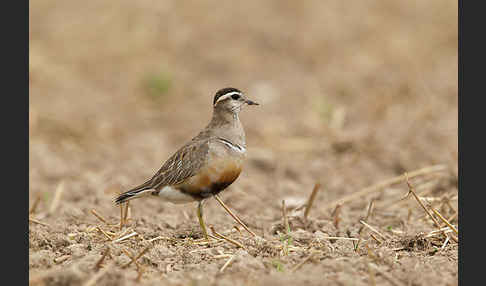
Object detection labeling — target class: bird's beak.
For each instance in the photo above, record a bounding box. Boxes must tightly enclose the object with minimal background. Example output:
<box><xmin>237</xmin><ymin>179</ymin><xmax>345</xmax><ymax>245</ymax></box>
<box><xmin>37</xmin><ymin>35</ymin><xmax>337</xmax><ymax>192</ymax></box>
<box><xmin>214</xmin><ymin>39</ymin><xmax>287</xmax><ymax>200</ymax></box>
<box><xmin>245</xmin><ymin>99</ymin><xmax>259</xmax><ymax>106</ymax></box>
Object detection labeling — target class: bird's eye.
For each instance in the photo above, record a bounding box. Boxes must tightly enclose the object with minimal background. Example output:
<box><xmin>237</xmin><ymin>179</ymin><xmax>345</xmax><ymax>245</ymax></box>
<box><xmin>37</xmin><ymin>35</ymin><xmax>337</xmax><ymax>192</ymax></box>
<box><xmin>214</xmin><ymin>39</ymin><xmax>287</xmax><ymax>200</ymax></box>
<box><xmin>231</xmin><ymin>94</ymin><xmax>240</xmax><ymax>100</ymax></box>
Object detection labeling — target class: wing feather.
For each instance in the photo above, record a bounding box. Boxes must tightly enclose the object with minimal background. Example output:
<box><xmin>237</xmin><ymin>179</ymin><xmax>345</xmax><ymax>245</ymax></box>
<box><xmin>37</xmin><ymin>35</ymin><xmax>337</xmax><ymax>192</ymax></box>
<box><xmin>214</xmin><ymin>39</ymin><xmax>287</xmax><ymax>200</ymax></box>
<box><xmin>149</xmin><ymin>139</ymin><xmax>209</xmax><ymax>189</ymax></box>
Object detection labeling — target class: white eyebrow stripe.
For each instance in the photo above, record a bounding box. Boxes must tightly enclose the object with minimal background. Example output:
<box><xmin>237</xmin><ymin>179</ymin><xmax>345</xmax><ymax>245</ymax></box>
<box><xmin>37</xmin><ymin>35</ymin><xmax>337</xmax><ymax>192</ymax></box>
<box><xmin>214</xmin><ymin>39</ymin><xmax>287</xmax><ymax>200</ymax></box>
<box><xmin>214</xmin><ymin>91</ymin><xmax>242</xmax><ymax>105</ymax></box>
<box><xmin>216</xmin><ymin>138</ymin><xmax>246</xmax><ymax>153</ymax></box>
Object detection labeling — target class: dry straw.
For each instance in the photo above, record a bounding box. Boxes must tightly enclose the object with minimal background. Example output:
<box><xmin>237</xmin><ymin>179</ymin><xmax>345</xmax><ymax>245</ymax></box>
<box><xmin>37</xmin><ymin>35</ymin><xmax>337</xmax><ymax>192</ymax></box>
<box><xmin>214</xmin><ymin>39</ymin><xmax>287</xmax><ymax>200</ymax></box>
<box><xmin>281</xmin><ymin>200</ymin><xmax>290</xmax><ymax>234</ymax></box>
<box><xmin>113</xmin><ymin>231</ymin><xmax>138</xmax><ymax>243</ymax></box>
<box><xmin>48</xmin><ymin>181</ymin><xmax>65</xmax><ymax>216</ymax></box>
<box><xmin>210</xmin><ymin>226</ymin><xmax>245</xmax><ymax>249</ymax></box>
<box><xmin>214</xmin><ymin>194</ymin><xmax>256</xmax><ymax>237</ymax></box>
<box><xmin>359</xmin><ymin>220</ymin><xmax>388</xmax><ymax>242</ymax></box>
<box><xmin>123</xmin><ymin>201</ymin><xmax>130</xmax><ymax>225</ymax></box>
<box><xmin>29</xmin><ymin>217</ymin><xmax>50</xmax><ymax>227</ymax></box>
<box><xmin>430</xmin><ymin>207</ymin><xmax>458</xmax><ymax>235</ymax></box>
<box><xmin>322</xmin><ymin>237</ymin><xmax>359</xmax><ymax>241</ymax></box>
<box><xmin>96</xmin><ymin>226</ymin><xmax>113</xmax><ymax>241</ymax></box>
<box><xmin>122</xmin><ymin>246</ymin><xmax>150</xmax><ymax>269</ymax></box>
<box><xmin>219</xmin><ymin>255</ymin><xmax>235</xmax><ymax>273</ymax></box>
<box><xmin>331</xmin><ymin>203</ymin><xmax>342</xmax><ymax>229</ymax></box>
<box><xmin>323</xmin><ymin>164</ymin><xmax>447</xmax><ymax>211</ymax></box>
<box><xmin>354</xmin><ymin>200</ymin><xmax>376</xmax><ymax>251</ymax></box>
<box><xmin>291</xmin><ymin>252</ymin><xmax>317</xmax><ymax>272</ymax></box>
<box><xmin>304</xmin><ymin>183</ymin><xmax>321</xmax><ymax>220</ymax></box>
<box><xmin>94</xmin><ymin>248</ymin><xmax>110</xmax><ymax>271</ymax></box>
<box><xmin>91</xmin><ymin>209</ymin><xmax>108</xmax><ymax>224</ymax></box>
<box><xmin>404</xmin><ymin>173</ymin><xmax>457</xmax><ymax>242</ymax></box>
<box><xmin>29</xmin><ymin>195</ymin><xmax>41</xmax><ymax>214</ymax></box>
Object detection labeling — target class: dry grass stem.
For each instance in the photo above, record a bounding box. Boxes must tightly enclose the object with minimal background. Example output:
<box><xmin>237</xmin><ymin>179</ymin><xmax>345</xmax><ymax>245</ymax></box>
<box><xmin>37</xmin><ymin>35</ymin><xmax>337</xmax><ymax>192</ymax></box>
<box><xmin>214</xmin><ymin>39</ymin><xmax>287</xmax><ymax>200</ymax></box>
<box><xmin>430</xmin><ymin>207</ymin><xmax>458</xmax><ymax>235</ymax></box>
<box><xmin>192</xmin><ymin>233</ymin><xmax>222</xmax><ymax>242</ymax></box>
<box><xmin>48</xmin><ymin>181</ymin><xmax>65</xmax><ymax>215</ymax></box>
<box><xmin>123</xmin><ymin>246</ymin><xmax>150</xmax><ymax>269</ymax></box>
<box><xmin>122</xmin><ymin>249</ymin><xmax>137</xmax><ymax>265</ymax></box>
<box><xmin>127</xmin><ymin>204</ymin><xmax>132</xmax><ymax>221</ymax></box>
<box><xmin>54</xmin><ymin>255</ymin><xmax>70</xmax><ymax>264</ymax></box>
<box><xmin>219</xmin><ymin>255</ymin><xmax>235</xmax><ymax>273</ymax></box>
<box><xmin>369</xmin><ymin>233</ymin><xmax>382</xmax><ymax>245</ymax></box>
<box><xmin>323</xmin><ymin>165</ymin><xmax>447</xmax><ymax>211</ymax></box>
<box><xmin>440</xmin><ymin>235</ymin><xmax>450</xmax><ymax>250</ymax></box>
<box><xmin>425</xmin><ymin>227</ymin><xmax>453</xmax><ymax>238</ymax></box>
<box><xmin>377</xmin><ymin>178</ymin><xmax>442</xmax><ymax>210</ymax></box>
<box><xmin>405</xmin><ymin>174</ymin><xmax>445</xmax><ymax>232</ymax></box>
<box><xmin>193</xmin><ymin>240</ymin><xmax>220</xmax><ymax>246</ymax></box>
<box><xmin>419</xmin><ymin>196</ymin><xmax>448</xmax><ymax>202</ymax></box>
<box><xmin>207</xmin><ymin>233</ymin><xmax>221</xmax><ymax>241</ymax></box>
<box><xmin>281</xmin><ymin>200</ymin><xmax>291</xmax><ymax>256</ymax></box>
<box><xmin>123</xmin><ymin>201</ymin><xmax>130</xmax><ymax>225</ymax></box>
<box><xmin>213</xmin><ymin>254</ymin><xmax>232</xmax><ymax>259</ymax></box>
<box><xmin>97</xmin><ymin>226</ymin><xmax>114</xmax><ymax>241</ymax></box>
<box><xmin>148</xmin><ymin>236</ymin><xmax>171</xmax><ymax>243</ymax></box>
<box><xmin>321</xmin><ymin>236</ymin><xmax>359</xmax><ymax>241</ymax></box>
<box><xmin>282</xmin><ymin>200</ymin><xmax>290</xmax><ymax>234</ymax></box>
<box><xmin>182</xmin><ymin>211</ymin><xmax>190</xmax><ymax>221</ymax></box>
<box><xmin>360</xmin><ymin>220</ymin><xmax>388</xmax><ymax>241</ymax></box>
<box><xmin>30</xmin><ymin>195</ymin><xmax>41</xmax><ymax>214</ymax></box>
<box><xmin>214</xmin><ymin>194</ymin><xmax>256</xmax><ymax>237</ymax></box>
<box><xmin>304</xmin><ymin>183</ymin><xmax>321</xmax><ymax>219</ymax></box>
<box><xmin>94</xmin><ymin>248</ymin><xmax>110</xmax><ymax>270</ymax></box>
<box><xmin>113</xmin><ymin>231</ymin><xmax>138</xmax><ymax>243</ymax></box>
<box><xmin>91</xmin><ymin>209</ymin><xmax>108</xmax><ymax>224</ymax></box>
<box><xmin>210</xmin><ymin>226</ymin><xmax>245</xmax><ymax>249</ymax></box>
<box><xmin>233</xmin><ymin>225</ymin><xmax>242</xmax><ymax>236</ymax></box>
<box><xmin>193</xmin><ymin>235</ymin><xmax>223</xmax><ymax>245</ymax></box>
<box><xmin>29</xmin><ymin>217</ymin><xmax>50</xmax><ymax>227</ymax></box>
<box><xmin>119</xmin><ymin>204</ymin><xmax>124</xmax><ymax>230</ymax></box>
<box><xmin>450</xmin><ymin>234</ymin><xmax>459</xmax><ymax>243</ymax></box>
<box><xmin>291</xmin><ymin>252</ymin><xmax>316</xmax><ymax>272</ymax></box>
<box><xmin>365</xmin><ymin>200</ymin><xmax>375</xmax><ymax>221</ymax></box>
<box><xmin>331</xmin><ymin>203</ymin><xmax>342</xmax><ymax>229</ymax></box>
<box><xmin>354</xmin><ymin>238</ymin><xmax>362</xmax><ymax>252</ymax></box>
<box><xmin>355</xmin><ymin>200</ymin><xmax>375</xmax><ymax>251</ymax></box>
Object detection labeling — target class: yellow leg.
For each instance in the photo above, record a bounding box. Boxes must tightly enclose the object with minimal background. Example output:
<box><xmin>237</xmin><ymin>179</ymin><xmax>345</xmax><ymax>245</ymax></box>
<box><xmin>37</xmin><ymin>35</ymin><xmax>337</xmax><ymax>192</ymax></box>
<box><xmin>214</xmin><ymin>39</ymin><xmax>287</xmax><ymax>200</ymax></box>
<box><xmin>197</xmin><ymin>200</ymin><xmax>209</xmax><ymax>241</ymax></box>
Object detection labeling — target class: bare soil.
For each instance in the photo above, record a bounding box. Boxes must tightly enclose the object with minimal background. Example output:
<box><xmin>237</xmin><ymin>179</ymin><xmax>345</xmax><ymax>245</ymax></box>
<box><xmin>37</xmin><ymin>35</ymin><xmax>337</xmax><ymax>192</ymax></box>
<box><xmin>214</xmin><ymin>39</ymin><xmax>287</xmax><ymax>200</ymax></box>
<box><xmin>29</xmin><ymin>1</ymin><xmax>458</xmax><ymax>285</ymax></box>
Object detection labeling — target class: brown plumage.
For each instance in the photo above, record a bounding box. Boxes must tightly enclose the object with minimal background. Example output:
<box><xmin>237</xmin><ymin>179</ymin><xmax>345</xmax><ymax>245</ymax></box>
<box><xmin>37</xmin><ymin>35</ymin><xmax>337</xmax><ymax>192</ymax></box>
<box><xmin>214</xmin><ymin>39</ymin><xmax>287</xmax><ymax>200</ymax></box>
<box><xmin>114</xmin><ymin>87</ymin><xmax>258</xmax><ymax>239</ymax></box>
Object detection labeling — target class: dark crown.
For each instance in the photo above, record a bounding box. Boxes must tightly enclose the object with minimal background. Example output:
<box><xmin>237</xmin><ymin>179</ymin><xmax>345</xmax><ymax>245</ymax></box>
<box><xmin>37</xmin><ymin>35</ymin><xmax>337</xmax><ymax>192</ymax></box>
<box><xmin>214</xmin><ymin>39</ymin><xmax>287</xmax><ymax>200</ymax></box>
<box><xmin>213</xmin><ymin>87</ymin><xmax>242</xmax><ymax>105</ymax></box>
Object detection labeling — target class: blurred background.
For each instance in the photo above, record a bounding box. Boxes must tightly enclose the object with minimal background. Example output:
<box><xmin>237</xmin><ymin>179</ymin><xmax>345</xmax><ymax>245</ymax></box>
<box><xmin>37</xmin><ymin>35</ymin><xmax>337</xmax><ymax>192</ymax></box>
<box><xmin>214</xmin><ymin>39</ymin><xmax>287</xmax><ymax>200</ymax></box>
<box><xmin>29</xmin><ymin>0</ymin><xmax>457</xmax><ymax>283</ymax></box>
<box><xmin>30</xmin><ymin>0</ymin><xmax>457</xmax><ymax>205</ymax></box>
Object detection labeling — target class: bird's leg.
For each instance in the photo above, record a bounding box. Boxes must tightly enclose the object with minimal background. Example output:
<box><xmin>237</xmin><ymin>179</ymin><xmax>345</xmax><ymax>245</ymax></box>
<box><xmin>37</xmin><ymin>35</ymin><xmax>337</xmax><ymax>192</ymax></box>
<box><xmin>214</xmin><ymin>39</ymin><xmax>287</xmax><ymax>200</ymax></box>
<box><xmin>197</xmin><ymin>200</ymin><xmax>210</xmax><ymax>242</ymax></box>
<box><xmin>213</xmin><ymin>194</ymin><xmax>256</xmax><ymax>237</ymax></box>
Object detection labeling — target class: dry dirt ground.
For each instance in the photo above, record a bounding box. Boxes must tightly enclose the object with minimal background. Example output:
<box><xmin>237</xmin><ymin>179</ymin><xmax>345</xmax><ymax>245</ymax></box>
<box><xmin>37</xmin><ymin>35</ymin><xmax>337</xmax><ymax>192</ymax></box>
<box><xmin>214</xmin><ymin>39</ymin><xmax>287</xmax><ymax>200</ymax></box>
<box><xmin>29</xmin><ymin>1</ymin><xmax>458</xmax><ymax>285</ymax></box>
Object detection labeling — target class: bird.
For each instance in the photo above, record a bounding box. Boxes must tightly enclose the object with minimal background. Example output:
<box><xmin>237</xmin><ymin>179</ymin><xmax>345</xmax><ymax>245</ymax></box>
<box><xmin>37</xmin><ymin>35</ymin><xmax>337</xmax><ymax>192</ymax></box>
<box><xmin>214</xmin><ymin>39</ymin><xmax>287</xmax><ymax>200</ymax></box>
<box><xmin>114</xmin><ymin>87</ymin><xmax>259</xmax><ymax>240</ymax></box>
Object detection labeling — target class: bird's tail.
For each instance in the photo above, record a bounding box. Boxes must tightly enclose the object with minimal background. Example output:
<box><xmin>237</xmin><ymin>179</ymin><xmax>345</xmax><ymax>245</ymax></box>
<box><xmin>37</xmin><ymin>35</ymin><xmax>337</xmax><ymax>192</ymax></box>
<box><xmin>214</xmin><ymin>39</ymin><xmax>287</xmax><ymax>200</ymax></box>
<box><xmin>114</xmin><ymin>180</ymin><xmax>154</xmax><ymax>205</ymax></box>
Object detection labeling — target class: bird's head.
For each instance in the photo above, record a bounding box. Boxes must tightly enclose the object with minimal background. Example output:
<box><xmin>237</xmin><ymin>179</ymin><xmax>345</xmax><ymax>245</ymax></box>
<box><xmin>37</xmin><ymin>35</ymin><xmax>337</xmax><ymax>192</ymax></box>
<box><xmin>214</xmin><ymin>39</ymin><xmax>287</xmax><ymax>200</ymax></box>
<box><xmin>213</xmin><ymin>87</ymin><xmax>258</xmax><ymax>114</ymax></box>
